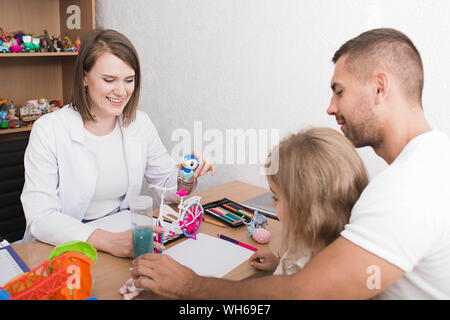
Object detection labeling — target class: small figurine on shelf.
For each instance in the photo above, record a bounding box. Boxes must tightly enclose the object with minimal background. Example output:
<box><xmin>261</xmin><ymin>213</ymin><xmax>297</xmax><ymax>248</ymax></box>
<box><xmin>75</xmin><ymin>36</ymin><xmax>81</xmax><ymax>52</ymax></box>
<box><xmin>22</xmin><ymin>35</ymin><xmax>33</xmax><ymax>52</ymax></box>
<box><xmin>31</xmin><ymin>37</ymin><xmax>40</xmax><ymax>52</ymax></box>
<box><xmin>20</xmin><ymin>100</ymin><xmax>41</xmax><ymax>123</ymax></box>
<box><xmin>51</xmin><ymin>35</ymin><xmax>61</xmax><ymax>52</ymax></box>
<box><xmin>0</xmin><ymin>35</ymin><xmax>9</xmax><ymax>53</ymax></box>
<box><xmin>177</xmin><ymin>154</ymin><xmax>199</xmax><ymax>194</ymax></box>
<box><xmin>13</xmin><ymin>32</ymin><xmax>25</xmax><ymax>45</ymax></box>
<box><xmin>43</xmin><ymin>29</ymin><xmax>56</xmax><ymax>52</ymax></box>
<box><xmin>62</xmin><ymin>35</ymin><xmax>74</xmax><ymax>52</ymax></box>
<box><xmin>6</xmin><ymin>100</ymin><xmax>21</xmax><ymax>129</ymax></box>
<box><xmin>49</xmin><ymin>100</ymin><xmax>62</xmax><ymax>112</ymax></box>
<box><xmin>38</xmin><ymin>98</ymin><xmax>50</xmax><ymax>114</ymax></box>
<box><xmin>8</xmin><ymin>37</ymin><xmax>22</xmax><ymax>53</ymax></box>
<box><xmin>0</xmin><ymin>103</ymin><xmax>9</xmax><ymax>129</ymax></box>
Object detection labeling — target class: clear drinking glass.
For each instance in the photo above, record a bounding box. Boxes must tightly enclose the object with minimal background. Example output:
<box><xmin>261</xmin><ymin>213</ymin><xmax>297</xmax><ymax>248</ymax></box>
<box><xmin>130</xmin><ymin>195</ymin><xmax>154</xmax><ymax>259</ymax></box>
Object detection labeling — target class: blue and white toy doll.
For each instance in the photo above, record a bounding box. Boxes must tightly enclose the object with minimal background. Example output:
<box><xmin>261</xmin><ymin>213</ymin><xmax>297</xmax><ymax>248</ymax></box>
<box><xmin>177</xmin><ymin>154</ymin><xmax>199</xmax><ymax>193</ymax></box>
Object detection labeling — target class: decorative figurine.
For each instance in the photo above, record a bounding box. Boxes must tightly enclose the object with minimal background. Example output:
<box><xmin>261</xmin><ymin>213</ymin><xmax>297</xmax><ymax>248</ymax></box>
<box><xmin>244</xmin><ymin>210</ymin><xmax>271</xmax><ymax>244</ymax></box>
<box><xmin>75</xmin><ymin>36</ymin><xmax>81</xmax><ymax>52</ymax></box>
<box><xmin>43</xmin><ymin>29</ymin><xmax>56</xmax><ymax>52</ymax></box>
<box><xmin>31</xmin><ymin>37</ymin><xmax>40</xmax><ymax>52</ymax></box>
<box><xmin>20</xmin><ymin>100</ymin><xmax>41</xmax><ymax>122</ymax></box>
<box><xmin>177</xmin><ymin>154</ymin><xmax>199</xmax><ymax>194</ymax></box>
<box><xmin>0</xmin><ymin>35</ymin><xmax>9</xmax><ymax>53</ymax></box>
<box><xmin>0</xmin><ymin>103</ymin><xmax>9</xmax><ymax>129</ymax></box>
<box><xmin>22</xmin><ymin>35</ymin><xmax>33</xmax><ymax>52</ymax></box>
<box><xmin>8</xmin><ymin>37</ymin><xmax>22</xmax><ymax>53</ymax></box>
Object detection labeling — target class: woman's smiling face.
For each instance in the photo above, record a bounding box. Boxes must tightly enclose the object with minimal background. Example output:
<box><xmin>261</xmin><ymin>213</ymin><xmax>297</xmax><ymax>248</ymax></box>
<box><xmin>83</xmin><ymin>51</ymin><xmax>136</xmax><ymax>121</ymax></box>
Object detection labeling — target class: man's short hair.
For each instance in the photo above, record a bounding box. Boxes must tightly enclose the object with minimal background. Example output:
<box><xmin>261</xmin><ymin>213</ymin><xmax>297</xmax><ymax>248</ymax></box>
<box><xmin>332</xmin><ymin>28</ymin><xmax>424</xmax><ymax>104</ymax></box>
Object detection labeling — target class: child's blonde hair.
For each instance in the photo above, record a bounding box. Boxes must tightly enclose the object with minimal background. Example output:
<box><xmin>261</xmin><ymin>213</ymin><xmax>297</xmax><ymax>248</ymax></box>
<box><xmin>265</xmin><ymin>127</ymin><xmax>369</xmax><ymax>270</ymax></box>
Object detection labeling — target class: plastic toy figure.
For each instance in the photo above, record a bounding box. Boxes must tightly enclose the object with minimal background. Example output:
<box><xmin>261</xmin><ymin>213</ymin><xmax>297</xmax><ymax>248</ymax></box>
<box><xmin>8</xmin><ymin>38</ymin><xmax>22</xmax><ymax>53</ymax></box>
<box><xmin>43</xmin><ymin>29</ymin><xmax>56</xmax><ymax>52</ymax></box>
<box><xmin>0</xmin><ymin>104</ymin><xmax>9</xmax><ymax>129</ymax></box>
<box><xmin>32</xmin><ymin>37</ymin><xmax>40</xmax><ymax>52</ymax></box>
<box><xmin>22</xmin><ymin>35</ymin><xmax>33</xmax><ymax>52</ymax></box>
<box><xmin>75</xmin><ymin>36</ymin><xmax>81</xmax><ymax>52</ymax></box>
<box><xmin>0</xmin><ymin>42</ymin><xmax>8</xmax><ymax>53</ymax></box>
<box><xmin>0</xmin><ymin>35</ymin><xmax>9</xmax><ymax>53</ymax></box>
<box><xmin>244</xmin><ymin>210</ymin><xmax>268</xmax><ymax>236</ymax></box>
<box><xmin>62</xmin><ymin>35</ymin><xmax>73</xmax><ymax>52</ymax></box>
<box><xmin>177</xmin><ymin>154</ymin><xmax>199</xmax><ymax>193</ymax></box>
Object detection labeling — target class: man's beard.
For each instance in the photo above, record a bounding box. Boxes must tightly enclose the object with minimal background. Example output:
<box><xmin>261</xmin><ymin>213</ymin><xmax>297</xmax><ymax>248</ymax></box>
<box><xmin>343</xmin><ymin>96</ymin><xmax>384</xmax><ymax>149</ymax></box>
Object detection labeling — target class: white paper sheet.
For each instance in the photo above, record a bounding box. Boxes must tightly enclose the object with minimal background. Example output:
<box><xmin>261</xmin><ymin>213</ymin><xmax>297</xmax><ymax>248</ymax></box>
<box><xmin>163</xmin><ymin>233</ymin><xmax>254</xmax><ymax>278</ymax></box>
<box><xmin>85</xmin><ymin>210</ymin><xmax>135</xmax><ymax>232</ymax></box>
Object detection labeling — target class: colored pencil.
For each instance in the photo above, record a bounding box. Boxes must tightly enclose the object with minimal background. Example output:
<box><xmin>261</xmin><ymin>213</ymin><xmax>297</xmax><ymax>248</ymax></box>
<box><xmin>224</xmin><ymin>203</ymin><xmax>254</xmax><ymax>217</ymax></box>
<box><xmin>202</xmin><ymin>216</ymin><xmax>226</xmax><ymax>228</ymax></box>
<box><xmin>214</xmin><ymin>207</ymin><xmax>243</xmax><ymax>221</ymax></box>
<box><xmin>207</xmin><ymin>209</ymin><xmax>237</xmax><ymax>224</ymax></box>
<box><xmin>210</xmin><ymin>208</ymin><xmax>241</xmax><ymax>222</ymax></box>
<box><xmin>223</xmin><ymin>204</ymin><xmax>254</xmax><ymax>219</ymax></box>
<box><xmin>217</xmin><ymin>234</ymin><xmax>258</xmax><ymax>252</ymax></box>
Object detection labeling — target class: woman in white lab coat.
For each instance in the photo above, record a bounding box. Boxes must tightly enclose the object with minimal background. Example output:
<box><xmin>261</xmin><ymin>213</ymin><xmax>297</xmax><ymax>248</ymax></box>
<box><xmin>20</xmin><ymin>29</ymin><xmax>214</xmax><ymax>257</ymax></box>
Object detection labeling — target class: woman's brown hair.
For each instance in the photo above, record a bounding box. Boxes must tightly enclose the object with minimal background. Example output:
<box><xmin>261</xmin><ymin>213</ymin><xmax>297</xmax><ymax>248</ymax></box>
<box><xmin>70</xmin><ymin>29</ymin><xmax>141</xmax><ymax>126</ymax></box>
<box><xmin>265</xmin><ymin>127</ymin><xmax>369</xmax><ymax>269</ymax></box>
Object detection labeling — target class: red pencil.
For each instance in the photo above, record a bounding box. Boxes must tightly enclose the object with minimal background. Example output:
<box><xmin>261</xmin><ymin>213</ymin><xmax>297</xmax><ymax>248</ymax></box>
<box><xmin>217</xmin><ymin>234</ymin><xmax>258</xmax><ymax>252</ymax></box>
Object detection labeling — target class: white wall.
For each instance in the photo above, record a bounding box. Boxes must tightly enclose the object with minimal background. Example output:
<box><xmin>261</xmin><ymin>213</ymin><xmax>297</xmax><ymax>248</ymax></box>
<box><xmin>95</xmin><ymin>0</ymin><xmax>450</xmax><ymax>192</ymax></box>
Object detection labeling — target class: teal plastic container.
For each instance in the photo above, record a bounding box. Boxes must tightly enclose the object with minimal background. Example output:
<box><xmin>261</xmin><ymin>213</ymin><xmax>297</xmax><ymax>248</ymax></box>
<box><xmin>132</xmin><ymin>226</ymin><xmax>154</xmax><ymax>259</ymax></box>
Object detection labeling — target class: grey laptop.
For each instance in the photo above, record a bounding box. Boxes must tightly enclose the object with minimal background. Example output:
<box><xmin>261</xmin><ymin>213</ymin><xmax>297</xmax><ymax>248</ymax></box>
<box><xmin>240</xmin><ymin>192</ymin><xmax>278</xmax><ymax>220</ymax></box>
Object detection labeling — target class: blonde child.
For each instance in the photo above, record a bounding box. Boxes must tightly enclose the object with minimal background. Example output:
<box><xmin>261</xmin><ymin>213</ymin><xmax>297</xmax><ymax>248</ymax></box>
<box><xmin>249</xmin><ymin>127</ymin><xmax>369</xmax><ymax>275</ymax></box>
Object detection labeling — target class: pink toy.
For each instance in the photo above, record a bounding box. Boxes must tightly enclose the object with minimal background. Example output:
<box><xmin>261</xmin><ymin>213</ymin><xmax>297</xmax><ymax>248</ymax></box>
<box><xmin>252</xmin><ymin>228</ymin><xmax>271</xmax><ymax>244</ymax></box>
<box><xmin>119</xmin><ymin>277</ymin><xmax>143</xmax><ymax>300</ymax></box>
<box><xmin>10</xmin><ymin>45</ymin><xmax>23</xmax><ymax>53</ymax></box>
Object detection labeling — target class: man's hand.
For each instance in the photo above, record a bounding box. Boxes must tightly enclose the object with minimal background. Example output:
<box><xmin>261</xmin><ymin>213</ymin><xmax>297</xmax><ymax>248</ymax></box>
<box><xmin>131</xmin><ymin>253</ymin><xmax>198</xmax><ymax>299</ymax></box>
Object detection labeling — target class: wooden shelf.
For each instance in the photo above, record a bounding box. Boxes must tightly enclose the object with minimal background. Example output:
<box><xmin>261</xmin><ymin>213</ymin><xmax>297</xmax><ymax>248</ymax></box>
<box><xmin>0</xmin><ymin>126</ymin><xmax>33</xmax><ymax>135</ymax></box>
<box><xmin>0</xmin><ymin>0</ymin><xmax>95</xmax><ymax>141</ymax></box>
<box><xmin>0</xmin><ymin>52</ymin><xmax>78</xmax><ymax>57</ymax></box>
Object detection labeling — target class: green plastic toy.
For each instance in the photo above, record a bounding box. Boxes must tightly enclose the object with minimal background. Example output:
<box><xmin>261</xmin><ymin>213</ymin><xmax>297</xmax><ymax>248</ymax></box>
<box><xmin>48</xmin><ymin>240</ymin><xmax>97</xmax><ymax>263</ymax></box>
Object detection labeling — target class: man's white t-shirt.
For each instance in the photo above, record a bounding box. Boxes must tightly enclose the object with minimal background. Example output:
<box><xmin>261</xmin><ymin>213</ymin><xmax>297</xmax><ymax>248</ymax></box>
<box><xmin>341</xmin><ymin>130</ymin><xmax>450</xmax><ymax>299</ymax></box>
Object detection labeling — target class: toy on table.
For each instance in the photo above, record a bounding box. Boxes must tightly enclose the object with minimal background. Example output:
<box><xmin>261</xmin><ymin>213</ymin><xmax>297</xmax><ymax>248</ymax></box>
<box><xmin>244</xmin><ymin>211</ymin><xmax>271</xmax><ymax>244</ymax></box>
<box><xmin>150</xmin><ymin>184</ymin><xmax>203</xmax><ymax>243</ymax></box>
<box><xmin>177</xmin><ymin>154</ymin><xmax>199</xmax><ymax>194</ymax></box>
<box><xmin>119</xmin><ymin>185</ymin><xmax>204</xmax><ymax>300</ymax></box>
<box><xmin>0</xmin><ymin>241</ymin><xmax>97</xmax><ymax>300</ymax></box>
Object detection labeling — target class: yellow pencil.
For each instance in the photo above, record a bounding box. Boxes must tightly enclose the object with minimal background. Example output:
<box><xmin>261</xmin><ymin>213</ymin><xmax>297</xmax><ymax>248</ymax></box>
<box><xmin>203</xmin><ymin>216</ymin><xmax>226</xmax><ymax>228</ymax></box>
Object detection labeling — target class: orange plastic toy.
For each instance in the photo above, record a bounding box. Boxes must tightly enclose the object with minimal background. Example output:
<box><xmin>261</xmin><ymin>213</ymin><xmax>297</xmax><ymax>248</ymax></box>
<box><xmin>0</xmin><ymin>241</ymin><xmax>97</xmax><ymax>300</ymax></box>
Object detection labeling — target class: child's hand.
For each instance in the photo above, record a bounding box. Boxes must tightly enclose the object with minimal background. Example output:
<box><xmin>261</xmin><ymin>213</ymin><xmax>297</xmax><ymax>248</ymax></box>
<box><xmin>248</xmin><ymin>249</ymin><xmax>280</xmax><ymax>272</ymax></box>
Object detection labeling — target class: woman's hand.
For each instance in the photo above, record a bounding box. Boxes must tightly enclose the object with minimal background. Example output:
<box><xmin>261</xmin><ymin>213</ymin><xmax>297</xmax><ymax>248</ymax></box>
<box><xmin>178</xmin><ymin>150</ymin><xmax>216</xmax><ymax>179</ymax></box>
<box><xmin>248</xmin><ymin>249</ymin><xmax>280</xmax><ymax>272</ymax></box>
<box><xmin>87</xmin><ymin>225</ymin><xmax>165</xmax><ymax>258</ymax></box>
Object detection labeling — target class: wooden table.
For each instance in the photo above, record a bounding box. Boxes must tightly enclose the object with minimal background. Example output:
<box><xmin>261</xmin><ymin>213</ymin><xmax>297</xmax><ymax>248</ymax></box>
<box><xmin>12</xmin><ymin>180</ymin><xmax>281</xmax><ymax>300</ymax></box>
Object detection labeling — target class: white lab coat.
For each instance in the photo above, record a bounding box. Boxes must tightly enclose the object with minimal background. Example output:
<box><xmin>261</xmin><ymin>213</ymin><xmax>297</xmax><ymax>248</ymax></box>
<box><xmin>21</xmin><ymin>105</ymin><xmax>181</xmax><ymax>245</ymax></box>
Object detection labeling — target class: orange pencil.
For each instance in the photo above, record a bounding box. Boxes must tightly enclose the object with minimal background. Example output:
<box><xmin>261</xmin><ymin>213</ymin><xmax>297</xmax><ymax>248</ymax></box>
<box><xmin>202</xmin><ymin>216</ymin><xmax>226</xmax><ymax>228</ymax></box>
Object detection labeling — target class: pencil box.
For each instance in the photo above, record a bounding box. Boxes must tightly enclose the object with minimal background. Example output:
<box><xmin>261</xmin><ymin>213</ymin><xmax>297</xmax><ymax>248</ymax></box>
<box><xmin>203</xmin><ymin>198</ymin><xmax>254</xmax><ymax>227</ymax></box>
